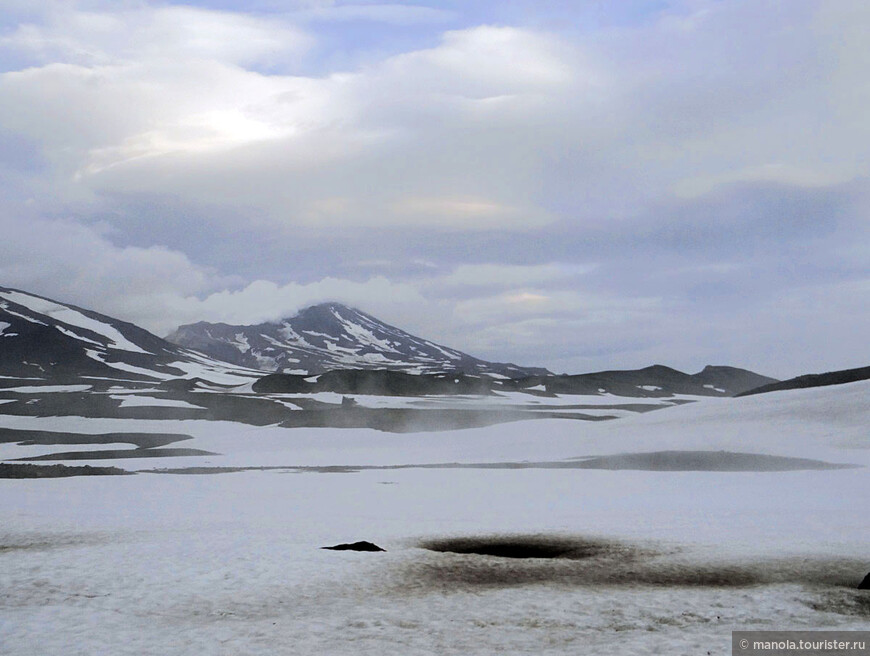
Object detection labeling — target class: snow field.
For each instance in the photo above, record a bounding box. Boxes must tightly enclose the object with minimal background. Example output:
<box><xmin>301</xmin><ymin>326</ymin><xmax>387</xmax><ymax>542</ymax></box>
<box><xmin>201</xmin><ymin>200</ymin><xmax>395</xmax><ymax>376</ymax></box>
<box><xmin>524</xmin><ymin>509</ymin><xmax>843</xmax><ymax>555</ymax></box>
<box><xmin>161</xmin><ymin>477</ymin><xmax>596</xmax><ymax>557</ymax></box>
<box><xmin>1</xmin><ymin>464</ymin><xmax>868</xmax><ymax>656</ymax></box>
<box><xmin>1</xmin><ymin>381</ymin><xmax>868</xmax><ymax>654</ymax></box>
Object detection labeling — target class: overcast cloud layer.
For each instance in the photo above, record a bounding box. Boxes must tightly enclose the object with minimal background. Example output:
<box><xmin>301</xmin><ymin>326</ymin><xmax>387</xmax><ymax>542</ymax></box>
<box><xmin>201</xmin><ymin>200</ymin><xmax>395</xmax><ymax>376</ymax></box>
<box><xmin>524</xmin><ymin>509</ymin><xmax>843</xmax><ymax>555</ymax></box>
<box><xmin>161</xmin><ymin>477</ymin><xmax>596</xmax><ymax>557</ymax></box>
<box><xmin>1</xmin><ymin>0</ymin><xmax>868</xmax><ymax>377</ymax></box>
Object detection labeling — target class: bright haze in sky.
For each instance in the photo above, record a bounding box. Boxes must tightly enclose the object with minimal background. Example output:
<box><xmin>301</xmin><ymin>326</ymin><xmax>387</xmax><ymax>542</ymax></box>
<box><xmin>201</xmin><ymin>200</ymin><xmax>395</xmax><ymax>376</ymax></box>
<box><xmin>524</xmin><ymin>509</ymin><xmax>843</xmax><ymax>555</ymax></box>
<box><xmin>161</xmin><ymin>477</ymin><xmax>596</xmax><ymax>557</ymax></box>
<box><xmin>0</xmin><ymin>0</ymin><xmax>867</xmax><ymax>377</ymax></box>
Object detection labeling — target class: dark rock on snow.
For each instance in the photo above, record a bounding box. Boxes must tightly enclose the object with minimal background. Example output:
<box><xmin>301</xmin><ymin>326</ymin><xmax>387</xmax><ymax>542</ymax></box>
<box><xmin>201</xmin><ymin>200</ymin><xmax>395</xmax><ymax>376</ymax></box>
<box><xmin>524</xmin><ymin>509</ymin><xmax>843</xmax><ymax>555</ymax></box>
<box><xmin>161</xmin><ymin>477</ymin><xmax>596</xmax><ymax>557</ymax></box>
<box><xmin>322</xmin><ymin>541</ymin><xmax>386</xmax><ymax>552</ymax></box>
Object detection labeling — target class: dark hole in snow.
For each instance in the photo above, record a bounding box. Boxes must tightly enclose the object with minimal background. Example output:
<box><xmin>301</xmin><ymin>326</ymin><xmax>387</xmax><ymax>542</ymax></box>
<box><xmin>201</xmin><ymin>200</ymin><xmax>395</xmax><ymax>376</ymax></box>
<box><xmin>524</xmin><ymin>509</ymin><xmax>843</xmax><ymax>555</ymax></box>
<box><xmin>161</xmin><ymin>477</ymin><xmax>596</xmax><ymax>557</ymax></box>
<box><xmin>403</xmin><ymin>535</ymin><xmax>869</xmax><ymax>592</ymax></box>
<box><xmin>421</xmin><ymin>535</ymin><xmax>613</xmax><ymax>560</ymax></box>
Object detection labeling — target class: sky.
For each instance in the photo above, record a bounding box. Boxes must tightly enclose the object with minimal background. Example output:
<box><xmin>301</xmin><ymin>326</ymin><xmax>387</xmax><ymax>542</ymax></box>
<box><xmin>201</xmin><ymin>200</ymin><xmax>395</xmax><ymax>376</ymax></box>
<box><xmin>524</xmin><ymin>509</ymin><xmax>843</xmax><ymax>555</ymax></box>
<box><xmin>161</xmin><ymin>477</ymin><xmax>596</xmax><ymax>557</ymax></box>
<box><xmin>0</xmin><ymin>0</ymin><xmax>867</xmax><ymax>378</ymax></box>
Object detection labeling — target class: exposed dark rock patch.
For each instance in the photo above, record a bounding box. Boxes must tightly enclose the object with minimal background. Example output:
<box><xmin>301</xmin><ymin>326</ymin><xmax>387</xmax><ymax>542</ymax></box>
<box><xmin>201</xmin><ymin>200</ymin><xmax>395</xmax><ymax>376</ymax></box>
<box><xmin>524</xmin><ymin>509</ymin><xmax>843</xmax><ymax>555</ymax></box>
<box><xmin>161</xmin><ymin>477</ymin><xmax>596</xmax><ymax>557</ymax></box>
<box><xmin>0</xmin><ymin>428</ymin><xmax>191</xmax><ymax>449</ymax></box>
<box><xmin>158</xmin><ymin>377</ymin><xmax>204</xmax><ymax>391</ymax></box>
<box><xmin>322</xmin><ymin>541</ymin><xmax>386</xmax><ymax>552</ymax></box>
<box><xmin>0</xmin><ymin>462</ymin><xmax>132</xmax><ymax>478</ymax></box>
<box><xmin>15</xmin><ymin>447</ymin><xmax>217</xmax><ymax>461</ymax></box>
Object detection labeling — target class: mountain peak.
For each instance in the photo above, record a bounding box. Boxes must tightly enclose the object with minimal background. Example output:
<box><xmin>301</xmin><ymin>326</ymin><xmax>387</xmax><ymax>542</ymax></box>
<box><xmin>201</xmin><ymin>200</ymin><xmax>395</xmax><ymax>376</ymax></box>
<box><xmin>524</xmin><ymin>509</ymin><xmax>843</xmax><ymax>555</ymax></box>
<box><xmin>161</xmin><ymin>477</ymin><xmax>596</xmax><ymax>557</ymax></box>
<box><xmin>290</xmin><ymin>301</ymin><xmax>362</xmax><ymax>321</ymax></box>
<box><xmin>168</xmin><ymin>302</ymin><xmax>550</xmax><ymax>377</ymax></box>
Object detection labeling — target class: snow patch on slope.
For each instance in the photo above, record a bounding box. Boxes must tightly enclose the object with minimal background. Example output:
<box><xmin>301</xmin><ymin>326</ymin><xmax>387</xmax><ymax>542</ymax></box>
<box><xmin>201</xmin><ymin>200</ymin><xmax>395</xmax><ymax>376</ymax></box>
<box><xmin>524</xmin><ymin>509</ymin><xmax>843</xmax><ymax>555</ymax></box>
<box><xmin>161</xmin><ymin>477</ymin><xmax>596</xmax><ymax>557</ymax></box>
<box><xmin>0</xmin><ymin>290</ymin><xmax>149</xmax><ymax>354</ymax></box>
<box><xmin>110</xmin><ymin>395</ymin><xmax>206</xmax><ymax>409</ymax></box>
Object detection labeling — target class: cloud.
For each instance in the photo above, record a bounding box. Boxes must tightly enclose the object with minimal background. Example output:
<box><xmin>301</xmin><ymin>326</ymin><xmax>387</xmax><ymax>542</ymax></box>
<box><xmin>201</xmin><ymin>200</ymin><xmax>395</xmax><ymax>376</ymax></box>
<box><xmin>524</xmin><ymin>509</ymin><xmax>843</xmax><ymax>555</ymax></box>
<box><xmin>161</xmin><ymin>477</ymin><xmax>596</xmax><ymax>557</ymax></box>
<box><xmin>0</xmin><ymin>12</ymin><xmax>586</xmax><ymax>231</ymax></box>
<box><xmin>0</xmin><ymin>1</ymin><xmax>868</xmax><ymax>377</ymax></box>
<box><xmin>0</xmin><ymin>208</ymin><xmax>220</xmax><ymax>331</ymax></box>
<box><xmin>434</xmin><ymin>262</ymin><xmax>597</xmax><ymax>294</ymax></box>
<box><xmin>9</xmin><ymin>2</ymin><xmax>866</xmax><ymax>237</ymax></box>
<box><xmin>2</xmin><ymin>4</ymin><xmax>312</xmax><ymax>67</ymax></box>
<box><xmin>184</xmin><ymin>276</ymin><xmax>426</xmax><ymax>328</ymax></box>
<box><xmin>300</xmin><ymin>3</ymin><xmax>454</xmax><ymax>25</ymax></box>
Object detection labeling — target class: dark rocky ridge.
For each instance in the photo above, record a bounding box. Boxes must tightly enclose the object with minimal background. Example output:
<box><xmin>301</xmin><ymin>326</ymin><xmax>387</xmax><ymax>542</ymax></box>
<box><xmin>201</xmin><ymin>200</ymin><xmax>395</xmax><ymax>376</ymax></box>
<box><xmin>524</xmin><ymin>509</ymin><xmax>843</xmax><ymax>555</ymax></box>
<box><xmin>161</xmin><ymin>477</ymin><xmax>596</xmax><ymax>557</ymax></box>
<box><xmin>736</xmin><ymin>365</ymin><xmax>870</xmax><ymax>397</ymax></box>
<box><xmin>254</xmin><ymin>364</ymin><xmax>776</xmax><ymax>398</ymax></box>
<box><xmin>530</xmin><ymin>364</ymin><xmax>777</xmax><ymax>397</ymax></box>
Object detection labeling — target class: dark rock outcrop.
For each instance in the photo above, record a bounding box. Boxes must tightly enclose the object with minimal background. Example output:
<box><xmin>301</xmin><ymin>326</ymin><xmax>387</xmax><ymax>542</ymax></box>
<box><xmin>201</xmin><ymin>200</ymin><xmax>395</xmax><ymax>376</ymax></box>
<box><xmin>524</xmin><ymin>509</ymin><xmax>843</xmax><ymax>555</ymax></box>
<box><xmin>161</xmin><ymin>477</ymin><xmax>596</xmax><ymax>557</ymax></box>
<box><xmin>254</xmin><ymin>369</ymin><xmax>494</xmax><ymax>396</ymax></box>
<box><xmin>322</xmin><ymin>541</ymin><xmax>386</xmax><ymax>552</ymax></box>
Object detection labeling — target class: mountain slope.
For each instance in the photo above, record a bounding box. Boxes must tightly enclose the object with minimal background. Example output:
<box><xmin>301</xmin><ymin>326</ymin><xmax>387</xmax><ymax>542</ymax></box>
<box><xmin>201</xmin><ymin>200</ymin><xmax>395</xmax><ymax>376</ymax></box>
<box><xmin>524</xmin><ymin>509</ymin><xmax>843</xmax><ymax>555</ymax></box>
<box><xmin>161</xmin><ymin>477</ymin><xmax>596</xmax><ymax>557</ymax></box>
<box><xmin>0</xmin><ymin>287</ymin><xmax>261</xmax><ymax>384</ymax></box>
<box><xmin>735</xmin><ymin>365</ymin><xmax>870</xmax><ymax>397</ymax></box>
<box><xmin>167</xmin><ymin>302</ymin><xmax>551</xmax><ymax>377</ymax></box>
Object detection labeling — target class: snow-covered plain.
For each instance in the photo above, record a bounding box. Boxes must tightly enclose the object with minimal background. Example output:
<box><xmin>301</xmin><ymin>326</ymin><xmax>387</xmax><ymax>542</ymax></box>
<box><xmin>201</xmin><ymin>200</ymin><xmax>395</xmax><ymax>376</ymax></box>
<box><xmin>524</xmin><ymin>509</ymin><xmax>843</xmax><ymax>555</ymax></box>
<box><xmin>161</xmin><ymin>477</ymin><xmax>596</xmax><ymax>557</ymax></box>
<box><xmin>1</xmin><ymin>381</ymin><xmax>869</xmax><ymax>655</ymax></box>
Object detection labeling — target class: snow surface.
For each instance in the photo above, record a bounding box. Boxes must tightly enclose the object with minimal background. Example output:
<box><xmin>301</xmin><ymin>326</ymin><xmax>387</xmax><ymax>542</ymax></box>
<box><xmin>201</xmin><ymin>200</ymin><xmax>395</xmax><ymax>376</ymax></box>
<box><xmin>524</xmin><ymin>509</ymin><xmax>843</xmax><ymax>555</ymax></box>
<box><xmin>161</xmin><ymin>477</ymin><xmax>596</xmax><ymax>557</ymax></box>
<box><xmin>1</xmin><ymin>381</ymin><xmax>869</xmax><ymax>655</ymax></box>
<box><xmin>109</xmin><ymin>395</ymin><xmax>206</xmax><ymax>409</ymax></box>
<box><xmin>85</xmin><ymin>349</ymin><xmax>175</xmax><ymax>379</ymax></box>
<box><xmin>0</xmin><ymin>302</ymin><xmax>48</xmax><ymax>325</ymax></box>
<box><xmin>167</xmin><ymin>355</ymin><xmax>264</xmax><ymax>385</ymax></box>
<box><xmin>3</xmin><ymin>384</ymin><xmax>93</xmax><ymax>393</ymax></box>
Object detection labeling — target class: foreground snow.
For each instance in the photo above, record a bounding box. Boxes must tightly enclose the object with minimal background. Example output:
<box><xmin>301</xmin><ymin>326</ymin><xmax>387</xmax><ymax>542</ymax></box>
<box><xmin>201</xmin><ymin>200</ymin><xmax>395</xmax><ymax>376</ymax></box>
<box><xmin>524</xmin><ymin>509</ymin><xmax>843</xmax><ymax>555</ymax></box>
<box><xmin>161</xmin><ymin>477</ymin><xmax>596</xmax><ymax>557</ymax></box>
<box><xmin>1</xmin><ymin>381</ymin><xmax>868</xmax><ymax>655</ymax></box>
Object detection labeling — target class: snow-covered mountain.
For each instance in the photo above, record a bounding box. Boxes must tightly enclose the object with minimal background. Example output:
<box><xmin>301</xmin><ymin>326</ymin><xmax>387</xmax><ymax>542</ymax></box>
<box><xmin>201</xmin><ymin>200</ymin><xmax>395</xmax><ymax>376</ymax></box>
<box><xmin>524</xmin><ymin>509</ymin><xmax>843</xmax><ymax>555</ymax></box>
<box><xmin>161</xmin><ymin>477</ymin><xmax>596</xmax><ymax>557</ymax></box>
<box><xmin>166</xmin><ymin>302</ymin><xmax>552</xmax><ymax>377</ymax></box>
<box><xmin>0</xmin><ymin>287</ymin><xmax>261</xmax><ymax>384</ymax></box>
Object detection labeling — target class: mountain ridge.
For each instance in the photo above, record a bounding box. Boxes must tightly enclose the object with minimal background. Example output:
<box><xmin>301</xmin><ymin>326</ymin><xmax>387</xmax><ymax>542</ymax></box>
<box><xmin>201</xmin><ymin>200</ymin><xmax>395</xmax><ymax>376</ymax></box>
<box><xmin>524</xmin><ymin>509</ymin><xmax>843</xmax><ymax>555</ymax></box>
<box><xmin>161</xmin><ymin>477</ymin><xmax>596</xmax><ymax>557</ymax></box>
<box><xmin>0</xmin><ymin>286</ymin><xmax>261</xmax><ymax>385</ymax></box>
<box><xmin>735</xmin><ymin>365</ymin><xmax>870</xmax><ymax>397</ymax></box>
<box><xmin>529</xmin><ymin>363</ymin><xmax>778</xmax><ymax>397</ymax></box>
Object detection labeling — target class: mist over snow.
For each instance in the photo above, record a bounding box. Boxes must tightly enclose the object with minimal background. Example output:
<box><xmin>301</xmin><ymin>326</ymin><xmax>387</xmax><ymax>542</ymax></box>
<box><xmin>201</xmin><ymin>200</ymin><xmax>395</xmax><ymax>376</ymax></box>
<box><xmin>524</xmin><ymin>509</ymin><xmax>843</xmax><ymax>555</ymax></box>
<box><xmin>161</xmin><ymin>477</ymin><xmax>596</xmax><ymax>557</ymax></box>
<box><xmin>0</xmin><ymin>0</ymin><xmax>868</xmax><ymax>378</ymax></box>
